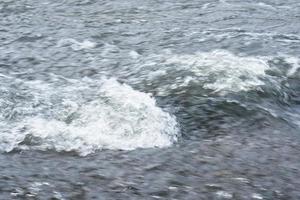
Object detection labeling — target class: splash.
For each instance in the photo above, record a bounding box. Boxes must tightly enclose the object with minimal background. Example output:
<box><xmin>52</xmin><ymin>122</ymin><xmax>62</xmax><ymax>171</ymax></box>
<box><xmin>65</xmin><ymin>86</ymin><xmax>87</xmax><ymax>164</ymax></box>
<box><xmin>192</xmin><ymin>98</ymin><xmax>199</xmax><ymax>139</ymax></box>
<box><xmin>0</xmin><ymin>76</ymin><xmax>178</xmax><ymax>156</ymax></box>
<box><xmin>129</xmin><ymin>50</ymin><xmax>270</xmax><ymax>96</ymax></box>
<box><xmin>165</xmin><ymin>50</ymin><xmax>269</xmax><ymax>93</ymax></box>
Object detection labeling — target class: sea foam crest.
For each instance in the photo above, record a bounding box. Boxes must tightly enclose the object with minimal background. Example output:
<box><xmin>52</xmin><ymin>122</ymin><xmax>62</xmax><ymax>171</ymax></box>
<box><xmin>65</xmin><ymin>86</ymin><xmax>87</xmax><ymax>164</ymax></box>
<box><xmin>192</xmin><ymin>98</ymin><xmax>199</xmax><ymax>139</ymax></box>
<box><xmin>0</xmin><ymin>76</ymin><xmax>178</xmax><ymax>156</ymax></box>
<box><xmin>130</xmin><ymin>50</ymin><xmax>270</xmax><ymax>96</ymax></box>
<box><xmin>165</xmin><ymin>50</ymin><xmax>269</xmax><ymax>93</ymax></box>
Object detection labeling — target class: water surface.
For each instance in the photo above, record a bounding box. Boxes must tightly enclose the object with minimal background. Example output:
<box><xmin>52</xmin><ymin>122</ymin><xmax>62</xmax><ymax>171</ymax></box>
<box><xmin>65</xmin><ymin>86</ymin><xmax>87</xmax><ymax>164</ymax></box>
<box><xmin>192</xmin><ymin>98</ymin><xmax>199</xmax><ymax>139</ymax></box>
<box><xmin>1</xmin><ymin>0</ymin><xmax>300</xmax><ymax>199</ymax></box>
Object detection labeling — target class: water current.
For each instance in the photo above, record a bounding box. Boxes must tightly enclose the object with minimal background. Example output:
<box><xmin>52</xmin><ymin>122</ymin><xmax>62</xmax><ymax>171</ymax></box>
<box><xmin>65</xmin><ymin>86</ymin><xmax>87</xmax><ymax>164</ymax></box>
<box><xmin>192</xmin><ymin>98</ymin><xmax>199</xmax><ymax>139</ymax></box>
<box><xmin>0</xmin><ymin>0</ymin><xmax>300</xmax><ymax>199</ymax></box>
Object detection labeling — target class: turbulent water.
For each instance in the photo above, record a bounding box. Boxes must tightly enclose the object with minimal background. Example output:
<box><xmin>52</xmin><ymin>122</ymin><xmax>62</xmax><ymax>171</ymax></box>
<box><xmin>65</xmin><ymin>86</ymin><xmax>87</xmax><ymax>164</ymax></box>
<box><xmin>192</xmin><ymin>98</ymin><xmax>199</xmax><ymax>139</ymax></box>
<box><xmin>0</xmin><ymin>0</ymin><xmax>300</xmax><ymax>199</ymax></box>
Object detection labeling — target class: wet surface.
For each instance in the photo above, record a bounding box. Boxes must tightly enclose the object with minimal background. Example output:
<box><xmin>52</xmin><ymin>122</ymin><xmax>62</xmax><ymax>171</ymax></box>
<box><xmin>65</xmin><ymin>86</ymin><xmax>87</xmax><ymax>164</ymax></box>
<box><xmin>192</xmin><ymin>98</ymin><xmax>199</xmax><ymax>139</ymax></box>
<box><xmin>0</xmin><ymin>0</ymin><xmax>300</xmax><ymax>199</ymax></box>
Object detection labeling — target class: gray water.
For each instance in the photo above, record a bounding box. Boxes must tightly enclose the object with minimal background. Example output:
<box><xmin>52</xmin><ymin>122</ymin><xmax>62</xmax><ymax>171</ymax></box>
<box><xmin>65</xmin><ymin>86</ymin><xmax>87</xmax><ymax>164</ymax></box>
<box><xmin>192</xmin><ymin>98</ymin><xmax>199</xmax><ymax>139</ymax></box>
<box><xmin>1</xmin><ymin>0</ymin><xmax>300</xmax><ymax>199</ymax></box>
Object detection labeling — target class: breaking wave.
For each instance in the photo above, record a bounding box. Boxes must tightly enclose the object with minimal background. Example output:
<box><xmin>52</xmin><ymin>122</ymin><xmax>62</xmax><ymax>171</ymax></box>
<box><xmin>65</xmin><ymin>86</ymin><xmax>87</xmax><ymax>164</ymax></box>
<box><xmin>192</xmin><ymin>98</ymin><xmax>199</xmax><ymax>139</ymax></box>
<box><xmin>0</xmin><ymin>75</ymin><xmax>178</xmax><ymax>156</ymax></box>
<box><xmin>127</xmin><ymin>50</ymin><xmax>272</xmax><ymax>96</ymax></box>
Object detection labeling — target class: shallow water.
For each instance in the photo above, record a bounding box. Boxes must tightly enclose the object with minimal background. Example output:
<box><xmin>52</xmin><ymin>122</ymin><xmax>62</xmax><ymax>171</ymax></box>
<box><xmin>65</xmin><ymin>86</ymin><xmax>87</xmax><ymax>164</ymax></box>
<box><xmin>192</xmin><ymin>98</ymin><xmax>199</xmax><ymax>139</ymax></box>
<box><xmin>0</xmin><ymin>0</ymin><xmax>300</xmax><ymax>199</ymax></box>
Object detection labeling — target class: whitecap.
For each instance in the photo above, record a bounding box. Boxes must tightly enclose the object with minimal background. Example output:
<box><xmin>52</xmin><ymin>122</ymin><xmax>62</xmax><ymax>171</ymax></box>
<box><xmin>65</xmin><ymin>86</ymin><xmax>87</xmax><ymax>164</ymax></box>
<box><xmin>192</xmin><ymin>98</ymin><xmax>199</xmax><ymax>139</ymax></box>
<box><xmin>216</xmin><ymin>191</ymin><xmax>233</xmax><ymax>199</ymax></box>
<box><xmin>252</xmin><ymin>193</ymin><xmax>264</xmax><ymax>200</ymax></box>
<box><xmin>285</xmin><ymin>56</ymin><xmax>300</xmax><ymax>77</ymax></box>
<box><xmin>0</xmin><ymin>76</ymin><xmax>178</xmax><ymax>156</ymax></box>
<box><xmin>165</xmin><ymin>50</ymin><xmax>269</xmax><ymax>93</ymax></box>
<box><xmin>129</xmin><ymin>50</ymin><xmax>270</xmax><ymax>96</ymax></box>
<box><xmin>57</xmin><ymin>38</ymin><xmax>96</xmax><ymax>50</ymax></box>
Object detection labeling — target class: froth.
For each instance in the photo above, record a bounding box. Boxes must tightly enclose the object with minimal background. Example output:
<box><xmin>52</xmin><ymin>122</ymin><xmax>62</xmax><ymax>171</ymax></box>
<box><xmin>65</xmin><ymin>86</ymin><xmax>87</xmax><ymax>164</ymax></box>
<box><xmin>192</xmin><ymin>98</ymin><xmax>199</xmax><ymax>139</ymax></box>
<box><xmin>0</xmin><ymin>76</ymin><xmax>178</xmax><ymax>156</ymax></box>
<box><xmin>165</xmin><ymin>50</ymin><xmax>269</xmax><ymax>93</ymax></box>
<box><xmin>57</xmin><ymin>38</ymin><xmax>96</xmax><ymax>51</ymax></box>
<box><xmin>129</xmin><ymin>50</ymin><xmax>270</xmax><ymax>95</ymax></box>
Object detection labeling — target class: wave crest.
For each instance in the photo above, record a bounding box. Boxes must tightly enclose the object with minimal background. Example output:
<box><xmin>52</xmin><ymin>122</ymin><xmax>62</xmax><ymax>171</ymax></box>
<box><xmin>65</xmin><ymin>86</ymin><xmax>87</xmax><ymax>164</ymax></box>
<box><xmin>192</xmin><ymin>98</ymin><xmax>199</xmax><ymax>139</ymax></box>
<box><xmin>0</xmin><ymin>76</ymin><xmax>178</xmax><ymax>156</ymax></box>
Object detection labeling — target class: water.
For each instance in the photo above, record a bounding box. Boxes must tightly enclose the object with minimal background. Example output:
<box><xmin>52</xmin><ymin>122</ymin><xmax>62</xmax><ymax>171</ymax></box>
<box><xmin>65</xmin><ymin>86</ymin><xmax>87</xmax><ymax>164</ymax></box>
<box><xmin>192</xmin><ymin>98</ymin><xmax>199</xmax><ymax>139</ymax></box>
<box><xmin>0</xmin><ymin>0</ymin><xmax>300</xmax><ymax>199</ymax></box>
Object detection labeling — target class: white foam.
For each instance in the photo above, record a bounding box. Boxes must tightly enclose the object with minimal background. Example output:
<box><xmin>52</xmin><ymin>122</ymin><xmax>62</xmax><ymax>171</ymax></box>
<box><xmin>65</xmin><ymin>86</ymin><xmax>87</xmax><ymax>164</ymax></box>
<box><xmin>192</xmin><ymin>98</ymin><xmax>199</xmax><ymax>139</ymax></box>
<box><xmin>130</xmin><ymin>50</ymin><xmax>270</xmax><ymax>95</ymax></box>
<box><xmin>166</xmin><ymin>50</ymin><xmax>269</xmax><ymax>93</ymax></box>
<box><xmin>129</xmin><ymin>50</ymin><xmax>140</xmax><ymax>59</ymax></box>
<box><xmin>257</xmin><ymin>2</ymin><xmax>276</xmax><ymax>10</ymax></box>
<box><xmin>0</xmin><ymin>76</ymin><xmax>178</xmax><ymax>156</ymax></box>
<box><xmin>57</xmin><ymin>38</ymin><xmax>96</xmax><ymax>50</ymax></box>
<box><xmin>252</xmin><ymin>193</ymin><xmax>264</xmax><ymax>200</ymax></box>
<box><xmin>216</xmin><ymin>191</ymin><xmax>233</xmax><ymax>199</ymax></box>
<box><xmin>285</xmin><ymin>56</ymin><xmax>300</xmax><ymax>76</ymax></box>
<box><xmin>201</xmin><ymin>3</ymin><xmax>210</xmax><ymax>9</ymax></box>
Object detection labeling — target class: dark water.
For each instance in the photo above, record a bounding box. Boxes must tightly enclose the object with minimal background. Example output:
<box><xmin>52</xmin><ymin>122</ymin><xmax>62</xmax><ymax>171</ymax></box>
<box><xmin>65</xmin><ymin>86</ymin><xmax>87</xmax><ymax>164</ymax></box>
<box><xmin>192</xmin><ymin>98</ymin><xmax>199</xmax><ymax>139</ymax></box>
<box><xmin>1</xmin><ymin>0</ymin><xmax>300</xmax><ymax>199</ymax></box>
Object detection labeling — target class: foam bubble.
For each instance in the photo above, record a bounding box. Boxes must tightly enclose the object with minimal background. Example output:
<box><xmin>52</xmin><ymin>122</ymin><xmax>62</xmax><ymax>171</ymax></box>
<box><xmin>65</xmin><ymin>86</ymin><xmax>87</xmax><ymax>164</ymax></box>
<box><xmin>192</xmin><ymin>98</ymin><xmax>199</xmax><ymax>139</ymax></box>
<box><xmin>0</xmin><ymin>76</ymin><xmax>178</xmax><ymax>156</ymax></box>
<box><xmin>285</xmin><ymin>56</ymin><xmax>300</xmax><ymax>76</ymax></box>
<box><xmin>165</xmin><ymin>50</ymin><xmax>269</xmax><ymax>93</ymax></box>
<box><xmin>129</xmin><ymin>50</ymin><xmax>270</xmax><ymax>96</ymax></box>
<box><xmin>57</xmin><ymin>38</ymin><xmax>96</xmax><ymax>50</ymax></box>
